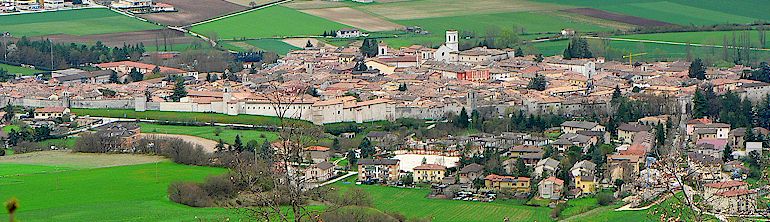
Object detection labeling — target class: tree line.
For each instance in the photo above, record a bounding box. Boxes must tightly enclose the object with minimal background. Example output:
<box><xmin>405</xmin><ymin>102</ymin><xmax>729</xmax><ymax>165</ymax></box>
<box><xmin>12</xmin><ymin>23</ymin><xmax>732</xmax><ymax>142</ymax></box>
<box><xmin>4</xmin><ymin>37</ymin><xmax>145</xmax><ymax>70</ymax></box>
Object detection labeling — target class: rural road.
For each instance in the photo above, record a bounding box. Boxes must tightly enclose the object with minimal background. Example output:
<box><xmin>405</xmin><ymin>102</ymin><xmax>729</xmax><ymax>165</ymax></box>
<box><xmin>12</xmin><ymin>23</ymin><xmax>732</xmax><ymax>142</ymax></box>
<box><xmin>143</xmin><ymin>133</ymin><xmax>219</xmax><ymax>153</ymax></box>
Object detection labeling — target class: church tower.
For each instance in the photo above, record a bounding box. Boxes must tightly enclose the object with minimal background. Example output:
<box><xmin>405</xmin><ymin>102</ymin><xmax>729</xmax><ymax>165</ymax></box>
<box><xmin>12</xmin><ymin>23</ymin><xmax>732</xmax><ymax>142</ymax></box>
<box><xmin>445</xmin><ymin>30</ymin><xmax>459</xmax><ymax>51</ymax></box>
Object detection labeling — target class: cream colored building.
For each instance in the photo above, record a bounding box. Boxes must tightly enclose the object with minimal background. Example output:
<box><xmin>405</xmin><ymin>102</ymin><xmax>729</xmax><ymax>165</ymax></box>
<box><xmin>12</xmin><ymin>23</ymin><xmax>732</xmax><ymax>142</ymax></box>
<box><xmin>413</xmin><ymin>164</ymin><xmax>446</xmax><ymax>183</ymax></box>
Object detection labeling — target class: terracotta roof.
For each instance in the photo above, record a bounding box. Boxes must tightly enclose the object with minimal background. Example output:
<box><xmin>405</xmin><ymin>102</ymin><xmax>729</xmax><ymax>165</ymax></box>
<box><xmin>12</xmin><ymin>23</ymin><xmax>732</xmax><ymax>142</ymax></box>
<box><xmin>704</xmin><ymin>180</ymin><xmax>747</xmax><ymax>189</ymax></box>
<box><xmin>35</xmin><ymin>106</ymin><xmax>67</xmax><ymax>113</ymax></box>
<box><xmin>484</xmin><ymin>174</ymin><xmax>530</xmax><ymax>182</ymax></box>
<box><xmin>305</xmin><ymin>146</ymin><xmax>330</xmax><ymax>151</ymax></box>
<box><xmin>715</xmin><ymin>189</ymin><xmax>756</xmax><ymax>197</ymax></box>
<box><xmin>413</xmin><ymin>164</ymin><xmax>446</xmax><ymax>171</ymax></box>
<box><xmin>542</xmin><ymin>176</ymin><xmax>564</xmax><ymax>185</ymax></box>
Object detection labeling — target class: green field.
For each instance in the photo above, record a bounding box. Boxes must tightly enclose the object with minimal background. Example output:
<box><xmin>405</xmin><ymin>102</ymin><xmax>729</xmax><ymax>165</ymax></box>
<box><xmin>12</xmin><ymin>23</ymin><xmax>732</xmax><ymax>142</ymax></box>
<box><xmin>71</xmin><ymin>108</ymin><xmax>310</xmax><ymax>127</ymax></box>
<box><xmin>191</xmin><ymin>6</ymin><xmax>351</xmax><ymax>40</ymax></box>
<box><xmin>616</xmin><ymin>30</ymin><xmax>770</xmax><ymax>48</ymax></box>
<box><xmin>0</xmin><ymin>161</ymin><xmax>238</xmax><ymax>221</ymax></box>
<box><xmin>0</xmin><ymin>8</ymin><xmax>161</xmax><ymax>37</ymax></box>
<box><xmin>534</xmin><ymin>0</ymin><xmax>770</xmax><ymax>26</ymax></box>
<box><xmin>221</xmin><ymin>39</ymin><xmax>301</xmax><ymax>54</ymax></box>
<box><xmin>0</xmin><ymin>63</ymin><xmax>42</xmax><ymax>76</ymax></box>
<box><xmin>139</xmin><ymin>123</ymin><xmax>278</xmax><ymax>145</ymax></box>
<box><xmin>379</xmin><ymin>11</ymin><xmax>613</xmax><ymax>48</ymax></box>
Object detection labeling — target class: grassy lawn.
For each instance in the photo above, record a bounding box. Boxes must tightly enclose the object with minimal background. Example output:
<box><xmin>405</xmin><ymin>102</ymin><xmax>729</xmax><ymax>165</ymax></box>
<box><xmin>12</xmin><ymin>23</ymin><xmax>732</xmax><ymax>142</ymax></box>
<box><xmin>139</xmin><ymin>122</ymin><xmax>278</xmax><ymax>145</ymax></box>
<box><xmin>331</xmin><ymin>180</ymin><xmax>552</xmax><ymax>222</ymax></box>
<box><xmin>71</xmin><ymin>108</ymin><xmax>310</xmax><ymax>127</ymax></box>
<box><xmin>2</xmin><ymin>124</ymin><xmax>20</xmax><ymax>133</ymax></box>
<box><xmin>0</xmin><ymin>63</ymin><xmax>42</xmax><ymax>76</ymax></box>
<box><xmin>39</xmin><ymin>137</ymin><xmax>78</xmax><ymax>149</ymax></box>
<box><xmin>615</xmin><ymin>31</ymin><xmax>770</xmax><ymax>49</ymax></box>
<box><xmin>559</xmin><ymin>196</ymin><xmax>598</xmax><ymax>219</ymax></box>
<box><xmin>0</xmin><ymin>161</ymin><xmax>240</xmax><ymax>222</ymax></box>
<box><xmin>191</xmin><ymin>5</ymin><xmax>351</xmax><ymax>39</ymax></box>
<box><xmin>0</xmin><ymin>8</ymin><xmax>161</xmax><ymax>37</ymax></box>
<box><xmin>0</xmin><ymin>163</ymin><xmax>70</xmax><ymax>177</ymax></box>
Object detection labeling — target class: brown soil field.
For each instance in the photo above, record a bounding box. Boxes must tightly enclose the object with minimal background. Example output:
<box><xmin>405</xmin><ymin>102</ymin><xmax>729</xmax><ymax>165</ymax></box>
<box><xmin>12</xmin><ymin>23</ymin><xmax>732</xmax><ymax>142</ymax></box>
<box><xmin>301</xmin><ymin>7</ymin><xmax>403</xmax><ymax>31</ymax></box>
<box><xmin>138</xmin><ymin>0</ymin><xmax>247</xmax><ymax>26</ymax></box>
<box><xmin>562</xmin><ymin>8</ymin><xmax>675</xmax><ymax>27</ymax></box>
<box><xmin>358</xmin><ymin>0</ymin><xmax>567</xmax><ymax>20</ymax></box>
<box><xmin>284</xmin><ymin>0</ymin><xmax>349</xmax><ymax>10</ymax></box>
<box><xmin>0</xmin><ymin>151</ymin><xmax>165</xmax><ymax>169</ymax></box>
<box><xmin>41</xmin><ymin>29</ymin><xmax>199</xmax><ymax>48</ymax></box>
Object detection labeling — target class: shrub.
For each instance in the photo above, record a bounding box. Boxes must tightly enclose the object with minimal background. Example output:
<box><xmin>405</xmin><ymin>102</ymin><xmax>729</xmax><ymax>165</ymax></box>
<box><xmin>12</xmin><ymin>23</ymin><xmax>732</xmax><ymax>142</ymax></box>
<box><xmin>160</xmin><ymin>139</ymin><xmax>209</xmax><ymax>165</ymax></box>
<box><xmin>73</xmin><ymin>132</ymin><xmax>117</xmax><ymax>153</ymax></box>
<box><xmin>168</xmin><ymin>182</ymin><xmax>211</xmax><ymax>207</ymax></box>
<box><xmin>330</xmin><ymin>187</ymin><xmax>372</xmax><ymax>207</ymax></box>
<box><xmin>12</xmin><ymin>141</ymin><xmax>45</xmax><ymax>154</ymax></box>
<box><xmin>201</xmin><ymin>174</ymin><xmax>237</xmax><ymax>199</ymax></box>
<box><xmin>597</xmin><ymin>192</ymin><xmax>615</xmax><ymax>206</ymax></box>
<box><xmin>550</xmin><ymin>203</ymin><xmax>567</xmax><ymax>218</ymax></box>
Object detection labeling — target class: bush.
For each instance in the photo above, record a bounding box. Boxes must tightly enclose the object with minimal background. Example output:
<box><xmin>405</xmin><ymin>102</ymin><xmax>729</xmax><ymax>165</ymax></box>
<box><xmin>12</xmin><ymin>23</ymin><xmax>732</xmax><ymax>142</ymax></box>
<box><xmin>201</xmin><ymin>174</ymin><xmax>237</xmax><ymax>199</ymax></box>
<box><xmin>329</xmin><ymin>187</ymin><xmax>373</xmax><ymax>207</ymax></box>
<box><xmin>550</xmin><ymin>203</ymin><xmax>567</xmax><ymax>218</ymax></box>
<box><xmin>159</xmin><ymin>138</ymin><xmax>209</xmax><ymax>165</ymax></box>
<box><xmin>73</xmin><ymin>132</ymin><xmax>117</xmax><ymax>153</ymax></box>
<box><xmin>597</xmin><ymin>192</ymin><xmax>615</xmax><ymax>206</ymax></box>
<box><xmin>12</xmin><ymin>141</ymin><xmax>45</xmax><ymax>154</ymax></box>
<box><xmin>168</xmin><ymin>182</ymin><xmax>211</xmax><ymax>207</ymax></box>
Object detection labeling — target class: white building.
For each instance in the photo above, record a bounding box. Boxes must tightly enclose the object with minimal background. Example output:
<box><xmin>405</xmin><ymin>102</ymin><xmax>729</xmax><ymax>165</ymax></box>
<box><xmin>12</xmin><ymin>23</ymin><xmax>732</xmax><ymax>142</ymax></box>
<box><xmin>433</xmin><ymin>30</ymin><xmax>459</xmax><ymax>62</ymax></box>
<box><xmin>336</xmin><ymin>28</ymin><xmax>361</xmax><ymax>38</ymax></box>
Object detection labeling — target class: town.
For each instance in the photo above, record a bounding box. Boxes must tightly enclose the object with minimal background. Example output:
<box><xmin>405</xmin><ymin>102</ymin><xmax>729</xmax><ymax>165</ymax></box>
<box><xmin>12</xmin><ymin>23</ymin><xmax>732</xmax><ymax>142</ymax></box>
<box><xmin>2</xmin><ymin>0</ymin><xmax>770</xmax><ymax>221</ymax></box>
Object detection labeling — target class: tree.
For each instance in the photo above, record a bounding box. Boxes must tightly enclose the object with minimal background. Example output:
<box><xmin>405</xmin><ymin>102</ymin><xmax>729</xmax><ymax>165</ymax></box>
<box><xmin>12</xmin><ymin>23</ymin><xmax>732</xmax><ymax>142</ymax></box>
<box><xmin>353</xmin><ymin>61</ymin><xmax>368</xmax><ymax>71</ymax></box>
<box><xmin>129</xmin><ymin>67</ymin><xmax>143</xmax><ymax>82</ymax></box>
<box><xmin>563</xmin><ymin>37</ymin><xmax>593</xmax><ymax>59</ymax></box>
<box><xmin>515</xmin><ymin>158</ymin><xmax>528</xmax><ymax>177</ymax></box>
<box><xmin>246</xmin><ymin>139</ymin><xmax>259</xmax><ymax>152</ymax></box>
<box><xmin>346</xmin><ymin>149</ymin><xmax>358</xmax><ymax>168</ymax></box>
<box><xmin>152</xmin><ymin>65</ymin><xmax>161</xmax><ymax>75</ymax></box>
<box><xmin>655</xmin><ymin>123</ymin><xmax>666</xmax><ymax>150</ymax></box>
<box><xmin>398</xmin><ymin>83</ymin><xmax>407</xmax><ymax>91</ymax></box>
<box><xmin>213</xmin><ymin>127</ymin><xmax>222</xmax><ymax>136</ymax></box>
<box><xmin>359</xmin><ymin>137</ymin><xmax>375</xmax><ymax>158</ymax></box>
<box><xmin>692</xmin><ymin>89</ymin><xmax>708</xmax><ymax>118</ymax></box>
<box><xmin>331</xmin><ymin>137</ymin><xmax>341</xmax><ymax>152</ymax></box>
<box><xmin>611</xmin><ymin>85</ymin><xmax>622</xmax><ymax>103</ymax></box>
<box><xmin>527</xmin><ymin>74</ymin><xmax>547</xmax><ymax>91</ymax></box>
<box><xmin>515</xmin><ymin>47</ymin><xmax>524</xmax><ymax>57</ymax></box>
<box><xmin>455</xmin><ymin>108</ymin><xmax>470</xmax><ymax>128</ymax></box>
<box><xmin>359</xmin><ymin>38</ymin><xmax>379</xmax><ymax>57</ymax></box>
<box><xmin>0</xmin><ymin>68</ymin><xmax>13</xmax><ymax>82</ymax></box>
<box><xmin>534</xmin><ymin>54</ymin><xmax>544</xmax><ymax>63</ymax></box>
<box><xmin>723</xmin><ymin>144</ymin><xmax>733</xmax><ymax>162</ymax></box>
<box><xmin>305</xmin><ymin>40</ymin><xmax>313</xmax><ymax>48</ymax></box>
<box><xmin>170</xmin><ymin>77</ymin><xmax>187</xmax><ymax>102</ymax></box>
<box><xmin>3</xmin><ymin>104</ymin><xmax>13</xmax><ymax>122</ymax></box>
<box><xmin>233</xmin><ymin>134</ymin><xmax>243</xmax><ymax>152</ymax></box>
<box><xmin>259</xmin><ymin>140</ymin><xmax>274</xmax><ymax>163</ymax></box>
<box><xmin>215</xmin><ymin>139</ymin><xmax>226</xmax><ymax>153</ymax></box>
<box><xmin>401</xmin><ymin>172</ymin><xmax>414</xmax><ymax>185</ymax></box>
<box><xmin>749</xmin><ymin>62</ymin><xmax>770</xmax><ymax>83</ymax></box>
<box><xmin>108</xmin><ymin>70</ymin><xmax>119</xmax><ymax>83</ymax></box>
<box><xmin>688</xmin><ymin>58</ymin><xmax>706</xmax><ymax>80</ymax></box>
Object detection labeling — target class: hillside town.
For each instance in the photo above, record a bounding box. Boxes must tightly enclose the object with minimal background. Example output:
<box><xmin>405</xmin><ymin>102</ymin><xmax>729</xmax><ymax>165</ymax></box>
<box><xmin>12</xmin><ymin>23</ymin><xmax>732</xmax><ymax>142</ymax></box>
<box><xmin>0</xmin><ymin>27</ymin><xmax>769</xmax><ymax>221</ymax></box>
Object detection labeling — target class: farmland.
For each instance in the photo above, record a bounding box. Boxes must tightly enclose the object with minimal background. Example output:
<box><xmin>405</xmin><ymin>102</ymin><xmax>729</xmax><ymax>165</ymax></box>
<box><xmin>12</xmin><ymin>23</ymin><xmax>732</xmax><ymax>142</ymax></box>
<box><xmin>0</xmin><ymin>8</ymin><xmax>161</xmax><ymax>37</ymax></box>
<box><xmin>301</xmin><ymin>7</ymin><xmax>403</xmax><ymax>32</ymax></box>
<box><xmin>222</xmin><ymin>39</ymin><xmax>301</xmax><ymax>54</ymax></box>
<box><xmin>356</xmin><ymin>0</ymin><xmax>569</xmax><ymax>20</ymax></box>
<box><xmin>0</xmin><ymin>63</ymin><xmax>41</xmax><ymax>76</ymax></box>
<box><xmin>190</xmin><ymin>5</ymin><xmax>351</xmax><ymax>39</ymax></box>
<box><xmin>70</xmin><ymin>108</ymin><xmax>311</xmax><ymax>127</ymax></box>
<box><xmin>139</xmin><ymin>122</ymin><xmax>279</xmax><ymax>145</ymax></box>
<box><xmin>533</xmin><ymin>0</ymin><xmax>769</xmax><ymax>26</ymax></box>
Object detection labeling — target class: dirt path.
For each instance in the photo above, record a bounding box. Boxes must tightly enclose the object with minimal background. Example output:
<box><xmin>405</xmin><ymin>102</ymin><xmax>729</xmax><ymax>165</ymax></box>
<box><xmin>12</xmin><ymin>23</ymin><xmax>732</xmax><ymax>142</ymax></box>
<box><xmin>143</xmin><ymin>133</ymin><xmax>218</xmax><ymax>153</ymax></box>
<box><xmin>0</xmin><ymin>151</ymin><xmax>165</xmax><ymax>169</ymax></box>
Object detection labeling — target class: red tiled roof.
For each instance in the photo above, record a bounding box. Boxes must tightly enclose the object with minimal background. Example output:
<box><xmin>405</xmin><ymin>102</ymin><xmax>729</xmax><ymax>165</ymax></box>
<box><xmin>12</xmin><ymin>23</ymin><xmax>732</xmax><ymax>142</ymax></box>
<box><xmin>484</xmin><ymin>174</ymin><xmax>530</xmax><ymax>182</ymax></box>
<box><xmin>704</xmin><ymin>180</ymin><xmax>747</xmax><ymax>189</ymax></box>
<box><xmin>715</xmin><ymin>189</ymin><xmax>756</xmax><ymax>197</ymax></box>
<box><xmin>35</xmin><ymin>106</ymin><xmax>67</xmax><ymax>113</ymax></box>
<box><xmin>305</xmin><ymin>146</ymin><xmax>330</xmax><ymax>151</ymax></box>
<box><xmin>96</xmin><ymin>61</ymin><xmax>185</xmax><ymax>74</ymax></box>
<box><xmin>543</xmin><ymin>176</ymin><xmax>564</xmax><ymax>185</ymax></box>
<box><xmin>413</xmin><ymin>164</ymin><xmax>446</xmax><ymax>171</ymax></box>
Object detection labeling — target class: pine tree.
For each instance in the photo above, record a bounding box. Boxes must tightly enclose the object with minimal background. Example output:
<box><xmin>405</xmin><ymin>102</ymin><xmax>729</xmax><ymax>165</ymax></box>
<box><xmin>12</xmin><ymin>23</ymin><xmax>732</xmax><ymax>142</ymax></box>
<box><xmin>527</xmin><ymin>74</ymin><xmax>547</xmax><ymax>91</ymax></box>
<box><xmin>612</xmin><ymin>85</ymin><xmax>622</xmax><ymax>102</ymax></box>
<box><xmin>693</xmin><ymin>89</ymin><xmax>708</xmax><ymax>118</ymax></box>
<box><xmin>688</xmin><ymin>58</ymin><xmax>706</xmax><ymax>80</ymax></box>
<box><xmin>233</xmin><ymin>134</ymin><xmax>243</xmax><ymax>152</ymax></box>
<box><xmin>563</xmin><ymin>42</ymin><xmax>573</xmax><ymax>60</ymax></box>
<box><xmin>129</xmin><ymin>68</ymin><xmax>143</xmax><ymax>82</ymax></box>
<box><xmin>305</xmin><ymin>40</ymin><xmax>313</xmax><ymax>48</ymax></box>
<box><xmin>359</xmin><ymin>137</ymin><xmax>375</xmax><ymax>158</ymax></box>
<box><xmin>723</xmin><ymin>144</ymin><xmax>733</xmax><ymax>162</ymax></box>
<box><xmin>515</xmin><ymin>47</ymin><xmax>524</xmax><ymax>57</ymax></box>
<box><xmin>398</xmin><ymin>83</ymin><xmax>407</xmax><ymax>91</ymax></box>
<box><xmin>260</xmin><ymin>140</ymin><xmax>274</xmax><ymax>163</ymax></box>
<box><xmin>455</xmin><ymin>108</ymin><xmax>470</xmax><ymax>128</ymax></box>
<box><xmin>170</xmin><ymin>77</ymin><xmax>187</xmax><ymax>102</ymax></box>
<box><xmin>534</xmin><ymin>54</ymin><xmax>544</xmax><ymax>63</ymax></box>
<box><xmin>108</xmin><ymin>71</ymin><xmax>119</xmax><ymax>83</ymax></box>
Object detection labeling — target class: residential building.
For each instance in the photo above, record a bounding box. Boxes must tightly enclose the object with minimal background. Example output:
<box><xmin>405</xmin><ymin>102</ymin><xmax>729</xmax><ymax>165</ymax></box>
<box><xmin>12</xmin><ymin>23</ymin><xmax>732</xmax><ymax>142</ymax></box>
<box><xmin>617</xmin><ymin>123</ymin><xmax>652</xmax><ymax>144</ymax></box>
<box><xmin>458</xmin><ymin>163</ymin><xmax>484</xmax><ymax>184</ymax></box>
<box><xmin>538</xmin><ymin>176</ymin><xmax>564</xmax><ymax>200</ymax></box>
<box><xmin>533</xmin><ymin>157</ymin><xmax>559</xmax><ymax>178</ymax></box>
<box><xmin>357</xmin><ymin>159</ymin><xmax>400</xmax><ymax>182</ymax></box>
<box><xmin>305</xmin><ymin>161</ymin><xmax>335</xmax><ymax>182</ymax></box>
<box><xmin>33</xmin><ymin>106</ymin><xmax>70</xmax><ymax>119</ymax></box>
<box><xmin>560</xmin><ymin>121</ymin><xmax>604</xmax><ymax>134</ymax></box>
<box><xmin>484</xmin><ymin>174</ymin><xmax>530</xmax><ymax>192</ymax></box>
<box><xmin>305</xmin><ymin>146</ymin><xmax>331</xmax><ymax>163</ymax></box>
<box><xmin>413</xmin><ymin>163</ymin><xmax>446</xmax><ymax>183</ymax></box>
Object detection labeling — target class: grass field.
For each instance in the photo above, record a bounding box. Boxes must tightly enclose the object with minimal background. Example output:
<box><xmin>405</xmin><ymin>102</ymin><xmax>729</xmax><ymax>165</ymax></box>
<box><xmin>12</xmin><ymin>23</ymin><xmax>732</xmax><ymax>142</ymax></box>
<box><xmin>221</xmin><ymin>39</ymin><xmax>301</xmax><ymax>54</ymax></box>
<box><xmin>191</xmin><ymin>5</ymin><xmax>351</xmax><ymax>39</ymax></box>
<box><xmin>381</xmin><ymin>11</ymin><xmax>613</xmax><ymax>48</ymax></box>
<box><xmin>357</xmin><ymin>0</ymin><xmax>568</xmax><ymax>20</ymax></box>
<box><xmin>139</xmin><ymin>123</ymin><xmax>278</xmax><ymax>145</ymax></box>
<box><xmin>0</xmin><ymin>63</ymin><xmax>42</xmax><ymax>76</ymax></box>
<box><xmin>615</xmin><ymin>30</ymin><xmax>770</xmax><ymax>48</ymax></box>
<box><xmin>0</xmin><ymin>161</ymin><xmax>239</xmax><ymax>221</ymax></box>
<box><xmin>71</xmin><ymin>108</ymin><xmax>310</xmax><ymax>127</ymax></box>
<box><xmin>0</xmin><ymin>8</ymin><xmax>161</xmax><ymax>37</ymax></box>
<box><xmin>534</xmin><ymin>0</ymin><xmax>770</xmax><ymax>26</ymax></box>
